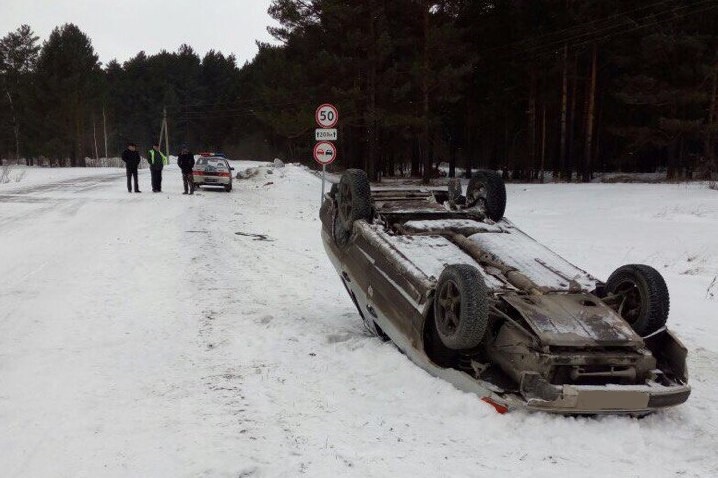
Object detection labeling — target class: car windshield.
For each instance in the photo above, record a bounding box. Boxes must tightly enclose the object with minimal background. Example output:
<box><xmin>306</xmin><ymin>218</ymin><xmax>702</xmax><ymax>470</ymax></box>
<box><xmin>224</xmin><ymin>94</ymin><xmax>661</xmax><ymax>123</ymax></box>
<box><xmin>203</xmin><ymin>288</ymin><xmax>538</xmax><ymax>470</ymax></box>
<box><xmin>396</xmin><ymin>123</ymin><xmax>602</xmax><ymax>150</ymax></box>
<box><xmin>197</xmin><ymin>158</ymin><xmax>227</xmax><ymax>169</ymax></box>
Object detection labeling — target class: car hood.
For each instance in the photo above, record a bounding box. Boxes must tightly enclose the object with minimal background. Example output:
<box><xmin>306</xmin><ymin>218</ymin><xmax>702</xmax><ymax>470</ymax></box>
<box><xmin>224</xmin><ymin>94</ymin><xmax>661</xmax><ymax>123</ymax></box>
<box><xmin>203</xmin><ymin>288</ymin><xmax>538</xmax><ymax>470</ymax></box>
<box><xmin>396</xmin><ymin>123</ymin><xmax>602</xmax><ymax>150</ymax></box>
<box><xmin>503</xmin><ymin>293</ymin><xmax>643</xmax><ymax>347</ymax></box>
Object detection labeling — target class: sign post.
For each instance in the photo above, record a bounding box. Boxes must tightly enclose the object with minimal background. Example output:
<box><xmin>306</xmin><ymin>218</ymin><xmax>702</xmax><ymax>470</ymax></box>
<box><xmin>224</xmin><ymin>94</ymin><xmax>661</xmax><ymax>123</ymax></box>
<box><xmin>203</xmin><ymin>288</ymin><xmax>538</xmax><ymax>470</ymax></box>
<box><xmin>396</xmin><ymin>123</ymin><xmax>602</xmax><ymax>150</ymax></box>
<box><xmin>314</xmin><ymin>104</ymin><xmax>339</xmax><ymax>204</ymax></box>
<box><xmin>313</xmin><ymin>141</ymin><xmax>337</xmax><ymax>200</ymax></box>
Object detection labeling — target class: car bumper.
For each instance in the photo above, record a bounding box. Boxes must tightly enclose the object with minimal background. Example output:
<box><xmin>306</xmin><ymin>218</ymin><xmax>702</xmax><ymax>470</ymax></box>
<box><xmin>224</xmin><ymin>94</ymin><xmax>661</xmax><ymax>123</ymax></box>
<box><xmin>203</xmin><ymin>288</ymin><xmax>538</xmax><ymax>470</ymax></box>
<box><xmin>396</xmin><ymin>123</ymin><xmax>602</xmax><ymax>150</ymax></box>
<box><xmin>194</xmin><ymin>176</ymin><xmax>230</xmax><ymax>186</ymax></box>
<box><xmin>517</xmin><ymin>382</ymin><xmax>691</xmax><ymax>415</ymax></box>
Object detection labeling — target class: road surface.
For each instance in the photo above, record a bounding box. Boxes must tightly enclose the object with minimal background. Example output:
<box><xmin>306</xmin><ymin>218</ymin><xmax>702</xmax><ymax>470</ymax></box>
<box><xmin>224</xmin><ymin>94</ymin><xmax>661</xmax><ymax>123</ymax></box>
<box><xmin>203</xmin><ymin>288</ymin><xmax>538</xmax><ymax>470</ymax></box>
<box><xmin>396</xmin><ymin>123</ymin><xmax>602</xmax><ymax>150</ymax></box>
<box><xmin>1</xmin><ymin>165</ymin><xmax>716</xmax><ymax>477</ymax></box>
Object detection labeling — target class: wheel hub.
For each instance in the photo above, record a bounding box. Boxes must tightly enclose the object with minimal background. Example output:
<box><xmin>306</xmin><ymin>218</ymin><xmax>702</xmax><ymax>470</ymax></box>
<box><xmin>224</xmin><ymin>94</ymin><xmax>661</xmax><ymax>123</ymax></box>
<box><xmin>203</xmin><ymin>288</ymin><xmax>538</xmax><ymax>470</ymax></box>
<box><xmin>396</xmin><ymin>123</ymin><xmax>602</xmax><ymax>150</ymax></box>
<box><xmin>437</xmin><ymin>280</ymin><xmax>462</xmax><ymax>335</ymax></box>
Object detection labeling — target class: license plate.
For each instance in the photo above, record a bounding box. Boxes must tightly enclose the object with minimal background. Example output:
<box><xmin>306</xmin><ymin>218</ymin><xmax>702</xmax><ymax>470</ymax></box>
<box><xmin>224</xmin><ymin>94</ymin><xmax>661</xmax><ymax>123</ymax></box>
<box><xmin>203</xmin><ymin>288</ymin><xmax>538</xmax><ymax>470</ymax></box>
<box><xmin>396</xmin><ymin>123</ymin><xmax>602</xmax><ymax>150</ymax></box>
<box><xmin>206</xmin><ymin>178</ymin><xmax>217</xmax><ymax>182</ymax></box>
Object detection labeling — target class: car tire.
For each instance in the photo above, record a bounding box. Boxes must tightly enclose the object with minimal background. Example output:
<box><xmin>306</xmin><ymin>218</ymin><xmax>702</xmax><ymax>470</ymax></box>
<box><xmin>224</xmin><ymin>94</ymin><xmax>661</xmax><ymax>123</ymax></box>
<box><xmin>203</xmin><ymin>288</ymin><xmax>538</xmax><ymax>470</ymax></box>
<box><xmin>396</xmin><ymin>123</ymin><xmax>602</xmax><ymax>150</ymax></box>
<box><xmin>434</xmin><ymin>264</ymin><xmax>489</xmax><ymax>350</ymax></box>
<box><xmin>466</xmin><ymin>170</ymin><xmax>506</xmax><ymax>222</ymax></box>
<box><xmin>225</xmin><ymin>183</ymin><xmax>232</xmax><ymax>192</ymax></box>
<box><xmin>337</xmin><ymin>169</ymin><xmax>372</xmax><ymax>230</ymax></box>
<box><xmin>425</xmin><ymin>317</ymin><xmax>459</xmax><ymax>367</ymax></box>
<box><xmin>605</xmin><ymin>264</ymin><xmax>670</xmax><ymax>336</ymax></box>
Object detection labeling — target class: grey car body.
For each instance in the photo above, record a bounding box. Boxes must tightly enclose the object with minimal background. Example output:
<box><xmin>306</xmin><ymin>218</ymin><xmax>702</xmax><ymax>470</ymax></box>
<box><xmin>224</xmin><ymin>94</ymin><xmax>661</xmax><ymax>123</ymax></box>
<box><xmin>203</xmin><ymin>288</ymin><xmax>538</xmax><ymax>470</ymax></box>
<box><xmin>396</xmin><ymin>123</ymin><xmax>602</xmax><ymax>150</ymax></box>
<box><xmin>193</xmin><ymin>156</ymin><xmax>233</xmax><ymax>191</ymax></box>
<box><xmin>320</xmin><ymin>170</ymin><xmax>690</xmax><ymax>415</ymax></box>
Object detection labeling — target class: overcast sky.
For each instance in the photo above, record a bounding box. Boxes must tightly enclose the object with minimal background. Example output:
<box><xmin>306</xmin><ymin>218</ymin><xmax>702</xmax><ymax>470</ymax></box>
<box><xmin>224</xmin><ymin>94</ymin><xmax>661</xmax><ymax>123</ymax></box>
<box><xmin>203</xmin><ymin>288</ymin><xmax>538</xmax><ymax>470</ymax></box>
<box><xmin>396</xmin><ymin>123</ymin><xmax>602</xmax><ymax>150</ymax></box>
<box><xmin>0</xmin><ymin>0</ymin><xmax>280</xmax><ymax>66</ymax></box>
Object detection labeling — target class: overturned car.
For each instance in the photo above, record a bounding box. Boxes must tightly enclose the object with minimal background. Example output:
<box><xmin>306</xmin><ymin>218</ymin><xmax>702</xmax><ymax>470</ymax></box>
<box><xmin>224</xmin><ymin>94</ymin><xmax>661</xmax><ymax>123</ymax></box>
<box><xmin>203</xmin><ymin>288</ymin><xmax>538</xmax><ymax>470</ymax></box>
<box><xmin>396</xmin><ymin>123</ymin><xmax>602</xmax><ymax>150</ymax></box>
<box><xmin>320</xmin><ymin>169</ymin><xmax>690</xmax><ymax>415</ymax></box>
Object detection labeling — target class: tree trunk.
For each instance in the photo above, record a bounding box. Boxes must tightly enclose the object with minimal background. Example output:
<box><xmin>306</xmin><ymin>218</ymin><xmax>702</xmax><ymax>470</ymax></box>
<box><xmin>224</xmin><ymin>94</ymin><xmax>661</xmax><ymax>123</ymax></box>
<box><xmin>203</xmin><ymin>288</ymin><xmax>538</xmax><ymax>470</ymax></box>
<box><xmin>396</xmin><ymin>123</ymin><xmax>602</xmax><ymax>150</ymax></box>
<box><xmin>540</xmin><ymin>104</ymin><xmax>546</xmax><ymax>183</ymax></box>
<box><xmin>583</xmin><ymin>44</ymin><xmax>597</xmax><ymax>183</ymax></box>
<box><xmin>528</xmin><ymin>69</ymin><xmax>537</xmax><ymax>181</ymax></box>
<box><xmin>565</xmin><ymin>52</ymin><xmax>579</xmax><ymax>181</ymax></box>
<box><xmin>421</xmin><ymin>3</ymin><xmax>432</xmax><ymax>184</ymax></box>
<box><xmin>559</xmin><ymin>44</ymin><xmax>568</xmax><ymax>180</ymax></box>
<box><xmin>448</xmin><ymin>135</ymin><xmax>457</xmax><ymax>178</ymax></box>
<box><xmin>5</xmin><ymin>90</ymin><xmax>21</xmax><ymax>162</ymax></box>
<box><xmin>411</xmin><ymin>138</ymin><xmax>421</xmax><ymax>177</ymax></box>
<box><xmin>705</xmin><ymin>66</ymin><xmax>717</xmax><ymax>179</ymax></box>
<box><xmin>464</xmin><ymin>102</ymin><xmax>474</xmax><ymax>178</ymax></box>
<box><xmin>365</xmin><ymin>3</ymin><xmax>378</xmax><ymax>182</ymax></box>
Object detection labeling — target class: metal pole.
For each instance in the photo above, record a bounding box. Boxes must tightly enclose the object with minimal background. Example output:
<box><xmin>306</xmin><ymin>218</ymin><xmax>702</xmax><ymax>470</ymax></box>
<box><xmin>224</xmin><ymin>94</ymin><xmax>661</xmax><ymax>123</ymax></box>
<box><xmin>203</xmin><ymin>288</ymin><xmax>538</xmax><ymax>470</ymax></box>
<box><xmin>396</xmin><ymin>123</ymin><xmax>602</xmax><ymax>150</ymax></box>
<box><xmin>321</xmin><ymin>164</ymin><xmax>326</xmax><ymax>204</ymax></box>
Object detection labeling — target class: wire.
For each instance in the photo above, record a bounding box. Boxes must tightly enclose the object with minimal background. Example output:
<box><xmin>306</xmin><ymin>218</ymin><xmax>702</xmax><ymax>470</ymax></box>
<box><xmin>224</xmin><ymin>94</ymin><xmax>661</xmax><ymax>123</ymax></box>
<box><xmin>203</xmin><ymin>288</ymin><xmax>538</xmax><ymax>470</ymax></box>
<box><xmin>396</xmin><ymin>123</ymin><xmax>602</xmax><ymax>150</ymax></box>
<box><xmin>475</xmin><ymin>0</ymin><xmax>717</xmax><ymax>65</ymax></box>
<box><xmin>515</xmin><ymin>0</ymin><xmax>717</xmax><ymax>59</ymax></box>
<box><xmin>493</xmin><ymin>0</ymin><xmax>679</xmax><ymax>53</ymax></box>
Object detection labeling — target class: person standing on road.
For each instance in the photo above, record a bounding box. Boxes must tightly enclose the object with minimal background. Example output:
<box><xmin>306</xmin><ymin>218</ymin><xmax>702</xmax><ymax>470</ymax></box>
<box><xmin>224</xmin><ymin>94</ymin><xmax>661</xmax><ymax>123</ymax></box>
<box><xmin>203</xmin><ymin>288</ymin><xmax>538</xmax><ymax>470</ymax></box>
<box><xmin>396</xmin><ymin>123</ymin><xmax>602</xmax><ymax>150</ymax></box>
<box><xmin>147</xmin><ymin>143</ymin><xmax>168</xmax><ymax>193</ymax></box>
<box><xmin>177</xmin><ymin>145</ymin><xmax>195</xmax><ymax>195</ymax></box>
<box><xmin>121</xmin><ymin>142</ymin><xmax>141</xmax><ymax>193</ymax></box>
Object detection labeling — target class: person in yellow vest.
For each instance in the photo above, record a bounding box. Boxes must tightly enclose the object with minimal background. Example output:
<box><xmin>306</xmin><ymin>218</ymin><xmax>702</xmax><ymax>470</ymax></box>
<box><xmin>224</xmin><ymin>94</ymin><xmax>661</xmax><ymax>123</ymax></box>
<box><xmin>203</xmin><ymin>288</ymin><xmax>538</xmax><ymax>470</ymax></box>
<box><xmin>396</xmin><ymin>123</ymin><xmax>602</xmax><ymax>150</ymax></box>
<box><xmin>147</xmin><ymin>143</ymin><xmax>168</xmax><ymax>193</ymax></box>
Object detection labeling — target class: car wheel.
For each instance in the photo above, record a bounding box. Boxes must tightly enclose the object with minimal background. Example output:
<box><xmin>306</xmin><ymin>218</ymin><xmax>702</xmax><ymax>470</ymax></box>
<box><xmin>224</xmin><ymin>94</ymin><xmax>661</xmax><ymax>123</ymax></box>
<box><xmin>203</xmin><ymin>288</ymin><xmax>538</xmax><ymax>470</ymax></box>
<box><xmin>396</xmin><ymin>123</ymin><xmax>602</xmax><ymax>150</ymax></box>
<box><xmin>466</xmin><ymin>170</ymin><xmax>506</xmax><ymax>222</ymax></box>
<box><xmin>337</xmin><ymin>169</ymin><xmax>372</xmax><ymax>230</ymax></box>
<box><xmin>225</xmin><ymin>183</ymin><xmax>232</xmax><ymax>192</ymax></box>
<box><xmin>434</xmin><ymin>264</ymin><xmax>489</xmax><ymax>350</ymax></box>
<box><xmin>605</xmin><ymin>264</ymin><xmax>670</xmax><ymax>336</ymax></box>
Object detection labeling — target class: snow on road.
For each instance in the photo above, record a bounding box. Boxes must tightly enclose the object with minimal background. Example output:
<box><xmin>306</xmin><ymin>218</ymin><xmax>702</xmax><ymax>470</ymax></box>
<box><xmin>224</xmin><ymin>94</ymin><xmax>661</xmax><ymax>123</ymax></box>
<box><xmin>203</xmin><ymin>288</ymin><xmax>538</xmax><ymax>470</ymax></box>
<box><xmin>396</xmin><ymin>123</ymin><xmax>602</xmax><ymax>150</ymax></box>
<box><xmin>0</xmin><ymin>165</ymin><xmax>716</xmax><ymax>477</ymax></box>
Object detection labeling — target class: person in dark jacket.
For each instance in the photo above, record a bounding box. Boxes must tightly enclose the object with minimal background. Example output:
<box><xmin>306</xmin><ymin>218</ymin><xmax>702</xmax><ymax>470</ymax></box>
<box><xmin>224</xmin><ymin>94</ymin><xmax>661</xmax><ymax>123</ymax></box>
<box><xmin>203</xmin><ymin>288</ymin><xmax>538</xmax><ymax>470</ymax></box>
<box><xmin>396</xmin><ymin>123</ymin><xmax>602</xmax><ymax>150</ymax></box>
<box><xmin>121</xmin><ymin>142</ymin><xmax>141</xmax><ymax>193</ymax></box>
<box><xmin>177</xmin><ymin>145</ymin><xmax>195</xmax><ymax>194</ymax></box>
<box><xmin>147</xmin><ymin>143</ymin><xmax>168</xmax><ymax>192</ymax></box>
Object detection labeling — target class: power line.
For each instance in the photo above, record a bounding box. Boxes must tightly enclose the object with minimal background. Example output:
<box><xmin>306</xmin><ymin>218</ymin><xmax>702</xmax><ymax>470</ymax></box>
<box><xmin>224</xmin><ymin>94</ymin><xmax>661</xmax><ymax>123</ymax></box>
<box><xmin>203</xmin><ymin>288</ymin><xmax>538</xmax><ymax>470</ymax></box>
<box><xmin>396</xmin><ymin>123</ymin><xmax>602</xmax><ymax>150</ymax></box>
<box><xmin>516</xmin><ymin>0</ymin><xmax>717</xmax><ymax>59</ymax></box>
<box><xmin>500</xmin><ymin>0</ymin><xmax>678</xmax><ymax>52</ymax></box>
<box><xmin>481</xmin><ymin>0</ymin><xmax>717</xmax><ymax>63</ymax></box>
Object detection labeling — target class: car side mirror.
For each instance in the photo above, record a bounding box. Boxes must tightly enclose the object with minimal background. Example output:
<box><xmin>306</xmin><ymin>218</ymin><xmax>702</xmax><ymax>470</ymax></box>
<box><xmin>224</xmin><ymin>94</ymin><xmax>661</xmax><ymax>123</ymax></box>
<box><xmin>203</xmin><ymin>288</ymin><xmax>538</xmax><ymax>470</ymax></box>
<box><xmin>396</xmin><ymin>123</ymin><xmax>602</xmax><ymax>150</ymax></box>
<box><xmin>230</xmin><ymin>167</ymin><xmax>235</xmax><ymax>170</ymax></box>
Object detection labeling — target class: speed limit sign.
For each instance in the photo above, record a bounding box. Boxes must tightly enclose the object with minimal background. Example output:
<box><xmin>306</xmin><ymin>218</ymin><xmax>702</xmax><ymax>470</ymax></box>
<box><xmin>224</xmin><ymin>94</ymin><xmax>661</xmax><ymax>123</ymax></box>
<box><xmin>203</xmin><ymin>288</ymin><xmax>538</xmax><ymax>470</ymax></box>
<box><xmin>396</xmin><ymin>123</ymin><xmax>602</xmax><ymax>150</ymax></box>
<box><xmin>315</xmin><ymin>104</ymin><xmax>339</xmax><ymax>128</ymax></box>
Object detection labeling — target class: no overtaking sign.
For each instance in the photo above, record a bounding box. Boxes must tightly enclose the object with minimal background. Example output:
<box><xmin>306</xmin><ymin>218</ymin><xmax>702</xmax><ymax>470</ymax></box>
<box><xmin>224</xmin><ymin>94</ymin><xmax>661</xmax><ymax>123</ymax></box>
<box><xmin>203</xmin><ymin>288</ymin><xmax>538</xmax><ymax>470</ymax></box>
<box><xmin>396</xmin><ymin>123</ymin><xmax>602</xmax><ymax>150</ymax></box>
<box><xmin>313</xmin><ymin>141</ymin><xmax>337</xmax><ymax>165</ymax></box>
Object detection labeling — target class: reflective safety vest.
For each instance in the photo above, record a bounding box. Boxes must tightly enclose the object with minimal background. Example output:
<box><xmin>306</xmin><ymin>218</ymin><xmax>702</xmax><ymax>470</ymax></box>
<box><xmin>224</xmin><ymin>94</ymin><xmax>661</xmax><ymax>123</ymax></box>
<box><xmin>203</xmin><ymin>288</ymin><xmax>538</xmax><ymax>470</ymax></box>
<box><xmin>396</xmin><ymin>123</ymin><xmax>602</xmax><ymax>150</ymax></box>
<box><xmin>149</xmin><ymin>149</ymin><xmax>168</xmax><ymax>166</ymax></box>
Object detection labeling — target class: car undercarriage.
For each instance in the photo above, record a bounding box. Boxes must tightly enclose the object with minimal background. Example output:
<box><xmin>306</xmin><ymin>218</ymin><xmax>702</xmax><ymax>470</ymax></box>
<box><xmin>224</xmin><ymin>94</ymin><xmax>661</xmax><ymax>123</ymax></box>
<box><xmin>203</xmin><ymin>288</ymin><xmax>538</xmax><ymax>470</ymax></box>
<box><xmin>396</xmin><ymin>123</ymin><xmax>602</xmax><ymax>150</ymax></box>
<box><xmin>320</xmin><ymin>169</ymin><xmax>690</xmax><ymax>415</ymax></box>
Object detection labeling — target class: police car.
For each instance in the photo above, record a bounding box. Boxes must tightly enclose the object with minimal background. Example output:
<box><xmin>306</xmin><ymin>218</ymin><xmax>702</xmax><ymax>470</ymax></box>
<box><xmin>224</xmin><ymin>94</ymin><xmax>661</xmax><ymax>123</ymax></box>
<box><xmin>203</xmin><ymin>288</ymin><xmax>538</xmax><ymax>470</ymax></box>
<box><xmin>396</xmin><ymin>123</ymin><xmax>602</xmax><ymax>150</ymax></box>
<box><xmin>193</xmin><ymin>153</ymin><xmax>234</xmax><ymax>192</ymax></box>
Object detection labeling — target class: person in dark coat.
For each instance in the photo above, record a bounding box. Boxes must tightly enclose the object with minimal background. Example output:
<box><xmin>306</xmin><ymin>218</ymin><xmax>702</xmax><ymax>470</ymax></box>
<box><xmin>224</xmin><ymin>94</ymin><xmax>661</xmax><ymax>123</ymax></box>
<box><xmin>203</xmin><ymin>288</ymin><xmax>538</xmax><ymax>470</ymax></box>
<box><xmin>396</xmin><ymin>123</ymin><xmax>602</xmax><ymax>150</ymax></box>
<box><xmin>121</xmin><ymin>142</ymin><xmax>141</xmax><ymax>193</ymax></box>
<box><xmin>177</xmin><ymin>145</ymin><xmax>195</xmax><ymax>194</ymax></box>
<box><xmin>147</xmin><ymin>143</ymin><xmax>168</xmax><ymax>192</ymax></box>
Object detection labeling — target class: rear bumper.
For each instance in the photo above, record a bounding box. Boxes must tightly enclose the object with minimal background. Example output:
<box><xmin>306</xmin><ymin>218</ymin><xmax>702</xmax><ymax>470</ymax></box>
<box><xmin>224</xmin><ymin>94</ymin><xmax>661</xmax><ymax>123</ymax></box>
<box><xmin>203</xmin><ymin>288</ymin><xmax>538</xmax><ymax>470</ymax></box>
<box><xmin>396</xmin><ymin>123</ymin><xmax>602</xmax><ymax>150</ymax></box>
<box><xmin>193</xmin><ymin>176</ymin><xmax>230</xmax><ymax>186</ymax></box>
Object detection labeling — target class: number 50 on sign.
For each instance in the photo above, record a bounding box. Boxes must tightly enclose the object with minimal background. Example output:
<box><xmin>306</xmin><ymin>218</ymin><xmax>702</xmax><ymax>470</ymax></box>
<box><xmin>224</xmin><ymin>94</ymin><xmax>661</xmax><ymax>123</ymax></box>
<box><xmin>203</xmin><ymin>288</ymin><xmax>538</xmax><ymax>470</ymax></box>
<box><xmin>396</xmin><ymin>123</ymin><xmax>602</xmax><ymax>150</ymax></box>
<box><xmin>315</xmin><ymin>104</ymin><xmax>339</xmax><ymax>128</ymax></box>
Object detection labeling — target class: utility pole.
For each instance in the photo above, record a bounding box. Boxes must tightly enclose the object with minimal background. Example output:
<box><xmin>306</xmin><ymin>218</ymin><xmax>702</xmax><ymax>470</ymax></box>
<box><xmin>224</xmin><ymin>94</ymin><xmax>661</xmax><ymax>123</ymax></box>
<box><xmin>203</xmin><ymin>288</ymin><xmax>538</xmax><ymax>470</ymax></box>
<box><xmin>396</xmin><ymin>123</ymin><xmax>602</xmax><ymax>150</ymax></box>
<box><xmin>158</xmin><ymin>109</ymin><xmax>165</xmax><ymax>147</ymax></box>
<box><xmin>158</xmin><ymin>107</ymin><xmax>170</xmax><ymax>157</ymax></box>
<box><xmin>163</xmin><ymin>107</ymin><xmax>170</xmax><ymax>157</ymax></box>
<box><xmin>102</xmin><ymin>106</ymin><xmax>108</xmax><ymax>158</ymax></box>
<box><xmin>92</xmin><ymin>114</ymin><xmax>99</xmax><ymax>160</ymax></box>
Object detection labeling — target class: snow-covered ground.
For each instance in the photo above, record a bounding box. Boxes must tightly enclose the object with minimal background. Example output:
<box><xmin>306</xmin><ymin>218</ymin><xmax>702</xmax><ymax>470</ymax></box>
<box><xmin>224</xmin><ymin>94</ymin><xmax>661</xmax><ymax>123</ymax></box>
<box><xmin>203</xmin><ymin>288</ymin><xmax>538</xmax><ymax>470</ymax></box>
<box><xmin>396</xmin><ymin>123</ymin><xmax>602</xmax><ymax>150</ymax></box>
<box><xmin>0</xmin><ymin>165</ymin><xmax>716</xmax><ymax>477</ymax></box>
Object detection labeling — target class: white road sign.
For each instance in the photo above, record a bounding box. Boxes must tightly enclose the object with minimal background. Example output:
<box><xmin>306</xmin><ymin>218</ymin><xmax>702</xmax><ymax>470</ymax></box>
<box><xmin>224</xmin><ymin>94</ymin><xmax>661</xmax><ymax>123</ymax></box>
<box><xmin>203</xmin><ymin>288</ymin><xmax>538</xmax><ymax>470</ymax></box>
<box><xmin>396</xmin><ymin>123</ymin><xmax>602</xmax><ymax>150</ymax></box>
<box><xmin>315</xmin><ymin>128</ymin><xmax>338</xmax><ymax>141</ymax></box>
<box><xmin>313</xmin><ymin>141</ymin><xmax>337</xmax><ymax>165</ymax></box>
<box><xmin>315</xmin><ymin>104</ymin><xmax>339</xmax><ymax>128</ymax></box>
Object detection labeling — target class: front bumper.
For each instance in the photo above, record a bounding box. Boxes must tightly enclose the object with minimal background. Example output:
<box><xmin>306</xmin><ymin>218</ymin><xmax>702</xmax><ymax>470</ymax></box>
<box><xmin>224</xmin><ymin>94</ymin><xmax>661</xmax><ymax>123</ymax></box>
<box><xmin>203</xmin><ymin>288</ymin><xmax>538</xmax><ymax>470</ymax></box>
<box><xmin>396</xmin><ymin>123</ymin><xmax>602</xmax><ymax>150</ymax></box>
<box><xmin>520</xmin><ymin>382</ymin><xmax>691</xmax><ymax>415</ymax></box>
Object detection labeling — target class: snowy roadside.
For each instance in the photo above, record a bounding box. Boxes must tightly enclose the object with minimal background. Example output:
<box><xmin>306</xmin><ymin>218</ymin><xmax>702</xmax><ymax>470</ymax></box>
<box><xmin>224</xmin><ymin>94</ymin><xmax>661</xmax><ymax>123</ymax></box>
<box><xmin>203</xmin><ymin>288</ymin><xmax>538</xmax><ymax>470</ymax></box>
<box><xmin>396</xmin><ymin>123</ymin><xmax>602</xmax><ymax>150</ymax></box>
<box><xmin>0</xmin><ymin>164</ymin><xmax>716</xmax><ymax>477</ymax></box>
<box><xmin>0</xmin><ymin>166</ymin><xmax>126</xmax><ymax>194</ymax></box>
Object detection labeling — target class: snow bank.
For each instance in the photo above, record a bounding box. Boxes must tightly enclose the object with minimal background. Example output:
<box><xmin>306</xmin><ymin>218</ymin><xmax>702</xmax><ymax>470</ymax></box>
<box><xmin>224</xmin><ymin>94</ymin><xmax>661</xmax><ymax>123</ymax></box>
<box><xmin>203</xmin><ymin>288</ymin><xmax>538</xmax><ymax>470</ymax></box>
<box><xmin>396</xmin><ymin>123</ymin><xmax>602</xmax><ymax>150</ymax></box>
<box><xmin>0</xmin><ymin>165</ymin><xmax>716</xmax><ymax>477</ymax></box>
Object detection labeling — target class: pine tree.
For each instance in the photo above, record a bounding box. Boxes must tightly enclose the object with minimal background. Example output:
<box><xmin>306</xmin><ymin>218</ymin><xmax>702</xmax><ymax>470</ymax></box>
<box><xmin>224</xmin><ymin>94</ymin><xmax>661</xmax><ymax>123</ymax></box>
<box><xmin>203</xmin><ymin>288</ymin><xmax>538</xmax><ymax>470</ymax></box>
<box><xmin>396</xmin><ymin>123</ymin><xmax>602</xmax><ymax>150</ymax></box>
<box><xmin>0</xmin><ymin>25</ymin><xmax>40</xmax><ymax>162</ymax></box>
<box><xmin>35</xmin><ymin>24</ymin><xmax>102</xmax><ymax>165</ymax></box>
